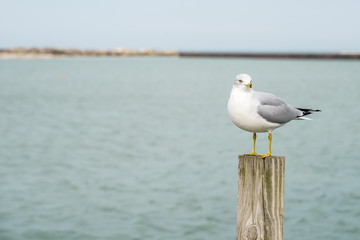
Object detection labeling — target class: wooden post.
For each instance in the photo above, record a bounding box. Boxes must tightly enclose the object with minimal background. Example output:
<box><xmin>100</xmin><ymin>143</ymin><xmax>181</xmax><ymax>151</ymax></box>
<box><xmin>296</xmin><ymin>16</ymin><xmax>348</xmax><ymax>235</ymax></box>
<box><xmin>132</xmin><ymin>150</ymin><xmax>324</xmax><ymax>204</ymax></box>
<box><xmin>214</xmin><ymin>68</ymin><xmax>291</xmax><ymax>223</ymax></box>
<box><xmin>237</xmin><ymin>155</ymin><xmax>285</xmax><ymax>240</ymax></box>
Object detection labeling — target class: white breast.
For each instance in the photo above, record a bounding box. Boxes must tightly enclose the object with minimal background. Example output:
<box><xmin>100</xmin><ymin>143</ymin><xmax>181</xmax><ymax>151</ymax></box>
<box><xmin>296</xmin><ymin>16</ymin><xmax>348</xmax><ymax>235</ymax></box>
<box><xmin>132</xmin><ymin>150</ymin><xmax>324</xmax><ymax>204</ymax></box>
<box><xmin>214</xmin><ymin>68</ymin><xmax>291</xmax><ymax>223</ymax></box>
<box><xmin>227</xmin><ymin>87</ymin><xmax>281</xmax><ymax>133</ymax></box>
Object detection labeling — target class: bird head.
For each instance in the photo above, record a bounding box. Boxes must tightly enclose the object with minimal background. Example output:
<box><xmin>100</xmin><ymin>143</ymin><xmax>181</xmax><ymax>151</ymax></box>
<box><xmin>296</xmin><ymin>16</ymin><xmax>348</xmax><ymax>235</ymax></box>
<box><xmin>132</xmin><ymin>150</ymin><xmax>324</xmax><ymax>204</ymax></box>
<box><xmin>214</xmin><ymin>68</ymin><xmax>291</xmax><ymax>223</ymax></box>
<box><xmin>234</xmin><ymin>74</ymin><xmax>253</xmax><ymax>89</ymax></box>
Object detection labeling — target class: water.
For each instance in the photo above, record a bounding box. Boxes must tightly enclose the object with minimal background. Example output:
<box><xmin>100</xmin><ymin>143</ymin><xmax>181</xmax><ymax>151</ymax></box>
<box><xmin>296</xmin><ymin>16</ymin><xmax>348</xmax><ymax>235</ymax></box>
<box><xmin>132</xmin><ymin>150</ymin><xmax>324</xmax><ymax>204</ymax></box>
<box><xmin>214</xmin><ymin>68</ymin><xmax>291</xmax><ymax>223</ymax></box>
<box><xmin>0</xmin><ymin>57</ymin><xmax>359</xmax><ymax>240</ymax></box>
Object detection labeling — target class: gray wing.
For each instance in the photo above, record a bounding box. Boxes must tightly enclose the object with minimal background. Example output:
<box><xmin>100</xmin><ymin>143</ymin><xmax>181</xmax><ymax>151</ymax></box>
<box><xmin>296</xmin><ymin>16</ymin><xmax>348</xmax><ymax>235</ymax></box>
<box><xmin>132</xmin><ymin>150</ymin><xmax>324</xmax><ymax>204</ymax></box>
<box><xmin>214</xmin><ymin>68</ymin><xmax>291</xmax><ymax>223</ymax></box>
<box><xmin>253</xmin><ymin>91</ymin><xmax>302</xmax><ymax>124</ymax></box>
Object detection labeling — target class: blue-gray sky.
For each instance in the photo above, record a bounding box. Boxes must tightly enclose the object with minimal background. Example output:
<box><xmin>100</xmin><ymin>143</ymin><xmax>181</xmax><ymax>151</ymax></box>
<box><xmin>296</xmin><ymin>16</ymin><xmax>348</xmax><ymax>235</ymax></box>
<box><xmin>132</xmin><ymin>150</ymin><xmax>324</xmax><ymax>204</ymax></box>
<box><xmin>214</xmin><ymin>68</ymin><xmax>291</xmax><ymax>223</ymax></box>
<box><xmin>1</xmin><ymin>0</ymin><xmax>360</xmax><ymax>52</ymax></box>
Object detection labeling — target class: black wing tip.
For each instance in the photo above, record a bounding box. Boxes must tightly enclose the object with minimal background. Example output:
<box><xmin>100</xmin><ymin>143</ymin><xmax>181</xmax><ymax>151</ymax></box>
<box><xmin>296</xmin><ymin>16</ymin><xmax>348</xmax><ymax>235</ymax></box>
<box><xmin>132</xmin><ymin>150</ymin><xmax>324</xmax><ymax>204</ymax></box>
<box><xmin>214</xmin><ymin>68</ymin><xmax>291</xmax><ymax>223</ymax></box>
<box><xmin>296</xmin><ymin>108</ymin><xmax>321</xmax><ymax>116</ymax></box>
<box><xmin>296</xmin><ymin>108</ymin><xmax>321</xmax><ymax>112</ymax></box>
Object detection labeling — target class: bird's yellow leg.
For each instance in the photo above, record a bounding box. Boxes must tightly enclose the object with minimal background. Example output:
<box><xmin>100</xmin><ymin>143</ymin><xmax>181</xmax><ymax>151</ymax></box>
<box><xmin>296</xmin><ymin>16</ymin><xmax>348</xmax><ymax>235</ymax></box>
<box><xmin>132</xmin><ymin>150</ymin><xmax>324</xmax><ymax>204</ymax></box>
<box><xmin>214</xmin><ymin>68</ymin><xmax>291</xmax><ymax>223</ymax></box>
<box><xmin>246</xmin><ymin>133</ymin><xmax>257</xmax><ymax>155</ymax></box>
<box><xmin>259</xmin><ymin>132</ymin><xmax>272</xmax><ymax>158</ymax></box>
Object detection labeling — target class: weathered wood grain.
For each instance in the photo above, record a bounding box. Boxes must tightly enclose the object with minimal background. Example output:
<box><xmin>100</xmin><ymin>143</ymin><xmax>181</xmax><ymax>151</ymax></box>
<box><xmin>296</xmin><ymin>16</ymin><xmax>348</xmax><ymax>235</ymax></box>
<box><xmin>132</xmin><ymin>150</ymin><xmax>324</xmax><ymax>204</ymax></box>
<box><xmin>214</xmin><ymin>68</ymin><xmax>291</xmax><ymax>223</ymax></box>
<box><xmin>237</xmin><ymin>155</ymin><xmax>285</xmax><ymax>240</ymax></box>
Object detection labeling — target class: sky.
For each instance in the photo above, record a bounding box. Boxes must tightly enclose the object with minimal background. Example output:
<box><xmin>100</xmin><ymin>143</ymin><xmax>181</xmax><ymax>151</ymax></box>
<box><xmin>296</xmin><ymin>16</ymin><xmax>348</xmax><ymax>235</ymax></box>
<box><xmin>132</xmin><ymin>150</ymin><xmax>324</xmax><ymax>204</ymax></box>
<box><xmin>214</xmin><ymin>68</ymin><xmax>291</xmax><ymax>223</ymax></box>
<box><xmin>1</xmin><ymin>0</ymin><xmax>360</xmax><ymax>52</ymax></box>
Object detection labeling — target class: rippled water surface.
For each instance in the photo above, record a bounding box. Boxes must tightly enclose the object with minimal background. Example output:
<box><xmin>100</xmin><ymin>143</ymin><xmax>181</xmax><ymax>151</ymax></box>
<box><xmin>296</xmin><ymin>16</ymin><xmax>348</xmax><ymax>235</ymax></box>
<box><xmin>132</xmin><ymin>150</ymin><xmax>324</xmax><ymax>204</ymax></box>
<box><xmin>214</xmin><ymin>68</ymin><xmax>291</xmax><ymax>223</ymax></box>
<box><xmin>0</xmin><ymin>57</ymin><xmax>359</xmax><ymax>240</ymax></box>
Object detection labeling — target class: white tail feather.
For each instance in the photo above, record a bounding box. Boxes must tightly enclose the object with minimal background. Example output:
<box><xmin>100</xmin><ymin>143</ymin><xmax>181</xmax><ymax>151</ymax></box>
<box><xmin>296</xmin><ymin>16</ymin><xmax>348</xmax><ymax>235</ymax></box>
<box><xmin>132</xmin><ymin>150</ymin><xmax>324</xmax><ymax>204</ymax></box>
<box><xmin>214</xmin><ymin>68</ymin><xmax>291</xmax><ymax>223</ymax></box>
<box><xmin>296</xmin><ymin>116</ymin><xmax>312</xmax><ymax>120</ymax></box>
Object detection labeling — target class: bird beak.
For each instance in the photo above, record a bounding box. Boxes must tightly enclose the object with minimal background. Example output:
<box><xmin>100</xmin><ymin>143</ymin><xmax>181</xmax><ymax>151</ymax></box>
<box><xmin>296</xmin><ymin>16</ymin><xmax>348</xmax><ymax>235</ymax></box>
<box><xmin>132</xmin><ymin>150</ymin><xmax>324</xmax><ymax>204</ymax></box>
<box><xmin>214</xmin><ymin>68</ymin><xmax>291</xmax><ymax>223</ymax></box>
<box><xmin>245</xmin><ymin>83</ymin><xmax>253</xmax><ymax>88</ymax></box>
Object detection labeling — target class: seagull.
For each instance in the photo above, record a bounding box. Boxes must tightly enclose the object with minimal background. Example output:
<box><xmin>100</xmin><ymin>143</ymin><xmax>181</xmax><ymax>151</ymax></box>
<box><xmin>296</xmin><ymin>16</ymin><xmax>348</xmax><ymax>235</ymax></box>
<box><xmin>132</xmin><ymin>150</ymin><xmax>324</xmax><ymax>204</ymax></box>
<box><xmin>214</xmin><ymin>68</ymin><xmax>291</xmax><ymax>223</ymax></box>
<box><xmin>227</xmin><ymin>73</ymin><xmax>320</xmax><ymax>157</ymax></box>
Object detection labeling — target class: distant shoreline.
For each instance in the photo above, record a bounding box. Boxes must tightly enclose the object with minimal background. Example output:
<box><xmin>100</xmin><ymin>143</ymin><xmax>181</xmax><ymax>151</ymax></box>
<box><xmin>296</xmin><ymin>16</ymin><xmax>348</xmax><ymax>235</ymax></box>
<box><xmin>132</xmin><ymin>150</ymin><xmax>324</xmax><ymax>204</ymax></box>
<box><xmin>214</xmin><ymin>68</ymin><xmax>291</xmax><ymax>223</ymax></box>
<box><xmin>180</xmin><ymin>51</ymin><xmax>360</xmax><ymax>60</ymax></box>
<box><xmin>0</xmin><ymin>48</ymin><xmax>180</xmax><ymax>59</ymax></box>
<box><xmin>1</xmin><ymin>48</ymin><xmax>360</xmax><ymax>60</ymax></box>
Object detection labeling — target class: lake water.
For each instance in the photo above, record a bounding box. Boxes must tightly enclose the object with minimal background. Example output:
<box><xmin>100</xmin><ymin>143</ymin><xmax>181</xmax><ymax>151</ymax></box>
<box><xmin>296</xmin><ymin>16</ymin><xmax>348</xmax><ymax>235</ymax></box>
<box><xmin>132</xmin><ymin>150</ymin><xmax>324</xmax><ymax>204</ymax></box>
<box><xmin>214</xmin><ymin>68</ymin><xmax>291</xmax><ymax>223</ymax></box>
<box><xmin>0</xmin><ymin>57</ymin><xmax>359</xmax><ymax>240</ymax></box>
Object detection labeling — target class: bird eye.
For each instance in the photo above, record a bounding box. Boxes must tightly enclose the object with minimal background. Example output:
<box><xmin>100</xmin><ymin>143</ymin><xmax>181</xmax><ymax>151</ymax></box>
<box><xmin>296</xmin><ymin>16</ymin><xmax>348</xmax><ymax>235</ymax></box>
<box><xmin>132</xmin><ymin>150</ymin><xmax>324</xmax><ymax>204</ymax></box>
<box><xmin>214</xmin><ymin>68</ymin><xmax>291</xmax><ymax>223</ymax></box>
<box><xmin>238</xmin><ymin>80</ymin><xmax>243</xmax><ymax>83</ymax></box>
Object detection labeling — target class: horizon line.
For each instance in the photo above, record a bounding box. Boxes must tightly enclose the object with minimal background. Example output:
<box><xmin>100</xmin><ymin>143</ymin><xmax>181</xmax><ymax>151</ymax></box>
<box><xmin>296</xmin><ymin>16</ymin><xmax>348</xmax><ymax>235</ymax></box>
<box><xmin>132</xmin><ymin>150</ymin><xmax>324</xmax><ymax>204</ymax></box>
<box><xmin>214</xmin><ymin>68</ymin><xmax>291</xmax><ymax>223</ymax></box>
<box><xmin>1</xmin><ymin>47</ymin><xmax>360</xmax><ymax>60</ymax></box>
